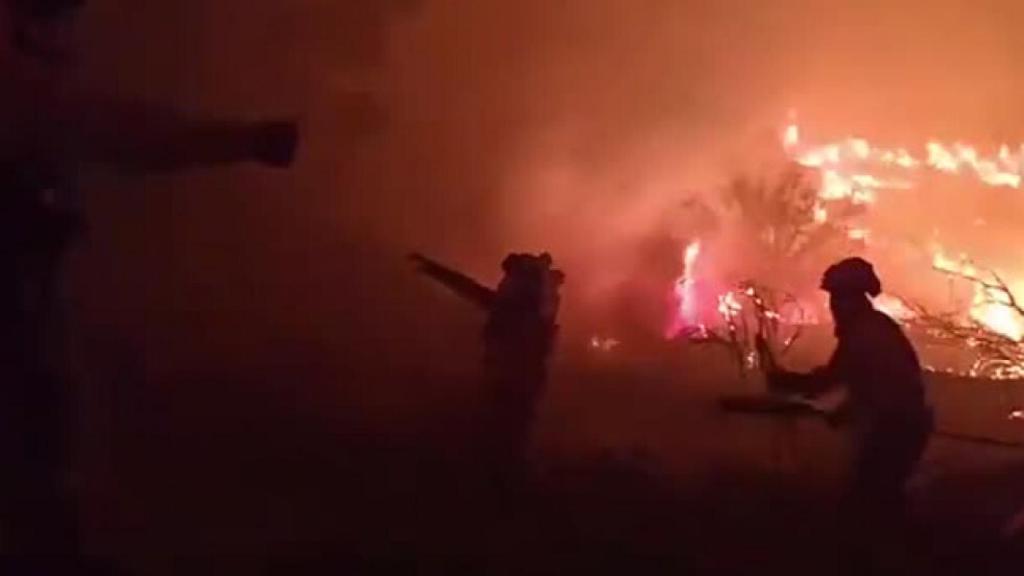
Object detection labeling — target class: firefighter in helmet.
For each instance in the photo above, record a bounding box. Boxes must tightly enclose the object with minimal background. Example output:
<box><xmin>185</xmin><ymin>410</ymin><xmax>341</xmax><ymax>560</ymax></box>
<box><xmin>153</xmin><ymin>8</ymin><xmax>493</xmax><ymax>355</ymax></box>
<box><xmin>768</xmin><ymin>258</ymin><xmax>933</xmax><ymax>524</ymax></box>
<box><xmin>410</xmin><ymin>252</ymin><xmax>563</xmax><ymax>480</ymax></box>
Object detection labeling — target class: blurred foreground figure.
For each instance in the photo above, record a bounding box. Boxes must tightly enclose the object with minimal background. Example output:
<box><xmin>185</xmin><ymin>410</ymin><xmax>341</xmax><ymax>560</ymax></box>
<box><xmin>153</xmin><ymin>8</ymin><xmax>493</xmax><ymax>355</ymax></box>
<box><xmin>768</xmin><ymin>258</ymin><xmax>933</xmax><ymax>562</ymax></box>
<box><xmin>411</xmin><ymin>253</ymin><xmax>563</xmax><ymax>482</ymax></box>
<box><xmin>0</xmin><ymin>0</ymin><xmax>298</xmax><ymax>555</ymax></box>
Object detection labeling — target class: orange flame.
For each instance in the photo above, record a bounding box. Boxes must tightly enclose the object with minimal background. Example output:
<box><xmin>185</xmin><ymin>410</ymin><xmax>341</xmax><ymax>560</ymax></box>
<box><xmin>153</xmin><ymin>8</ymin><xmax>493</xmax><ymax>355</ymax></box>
<box><xmin>784</xmin><ymin>122</ymin><xmax>1024</xmax><ymax>206</ymax></box>
<box><xmin>783</xmin><ymin>119</ymin><xmax>1024</xmax><ymax>375</ymax></box>
<box><xmin>786</xmin><ymin>120</ymin><xmax>1024</xmax><ymax>342</ymax></box>
<box><xmin>666</xmin><ymin>240</ymin><xmax>703</xmax><ymax>338</ymax></box>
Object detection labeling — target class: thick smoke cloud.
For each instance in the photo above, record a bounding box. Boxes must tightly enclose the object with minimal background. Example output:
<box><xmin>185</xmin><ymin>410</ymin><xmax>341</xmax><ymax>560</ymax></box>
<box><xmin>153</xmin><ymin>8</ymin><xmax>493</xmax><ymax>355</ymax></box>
<box><xmin>373</xmin><ymin>0</ymin><xmax>1024</xmax><ymax>332</ymax></box>
<box><xmin>58</xmin><ymin>0</ymin><xmax>1024</xmax><ymax>555</ymax></box>
<box><xmin>67</xmin><ymin>0</ymin><xmax>1024</xmax><ymax>403</ymax></box>
<box><xmin>59</xmin><ymin>0</ymin><xmax>1024</xmax><ymax>405</ymax></box>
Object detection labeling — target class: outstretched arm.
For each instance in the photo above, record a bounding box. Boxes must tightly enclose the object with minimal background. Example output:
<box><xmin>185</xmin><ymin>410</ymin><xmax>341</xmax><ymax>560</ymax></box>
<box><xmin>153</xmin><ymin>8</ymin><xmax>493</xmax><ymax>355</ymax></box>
<box><xmin>768</xmin><ymin>368</ymin><xmax>835</xmax><ymax>398</ymax></box>
<box><xmin>767</xmin><ymin>349</ymin><xmax>843</xmax><ymax>399</ymax></box>
<box><xmin>55</xmin><ymin>96</ymin><xmax>299</xmax><ymax>171</ymax></box>
<box><xmin>1</xmin><ymin>82</ymin><xmax>299</xmax><ymax>172</ymax></box>
<box><xmin>410</xmin><ymin>253</ymin><xmax>495</xmax><ymax>310</ymax></box>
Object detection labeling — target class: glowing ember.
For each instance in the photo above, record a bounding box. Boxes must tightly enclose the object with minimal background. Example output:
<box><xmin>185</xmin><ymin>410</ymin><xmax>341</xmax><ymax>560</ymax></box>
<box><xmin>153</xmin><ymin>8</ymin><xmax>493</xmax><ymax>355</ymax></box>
<box><xmin>1011</xmin><ymin>410</ymin><xmax>1024</xmax><ymax>421</ymax></box>
<box><xmin>666</xmin><ymin>240</ymin><xmax>703</xmax><ymax>339</ymax></box>
<box><xmin>717</xmin><ymin>291</ymin><xmax>743</xmax><ymax>318</ymax></box>
<box><xmin>590</xmin><ymin>336</ymin><xmax>621</xmax><ymax>352</ymax></box>
<box><xmin>847</xmin><ymin>227</ymin><xmax>870</xmax><ymax>242</ymax></box>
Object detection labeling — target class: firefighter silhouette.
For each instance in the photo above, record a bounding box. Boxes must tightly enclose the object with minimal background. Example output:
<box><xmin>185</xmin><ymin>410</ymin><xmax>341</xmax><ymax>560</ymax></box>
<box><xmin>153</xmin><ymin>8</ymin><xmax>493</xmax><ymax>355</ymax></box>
<box><xmin>411</xmin><ymin>252</ymin><xmax>563</xmax><ymax>480</ymax></box>
<box><xmin>768</xmin><ymin>258</ymin><xmax>933</xmax><ymax>532</ymax></box>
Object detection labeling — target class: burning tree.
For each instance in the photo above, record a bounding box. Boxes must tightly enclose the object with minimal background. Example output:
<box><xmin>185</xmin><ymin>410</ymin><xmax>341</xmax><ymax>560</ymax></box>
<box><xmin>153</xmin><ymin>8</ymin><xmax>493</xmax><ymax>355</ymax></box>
<box><xmin>687</xmin><ymin>282</ymin><xmax>807</xmax><ymax>378</ymax></box>
<box><xmin>665</xmin><ymin>118</ymin><xmax>1024</xmax><ymax>383</ymax></box>
<box><xmin>721</xmin><ymin>165</ymin><xmax>868</xmax><ymax>276</ymax></box>
<box><xmin>668</xmin><ymin>165</ymin><xmax>865</xmax><ymax>376</ymax></box>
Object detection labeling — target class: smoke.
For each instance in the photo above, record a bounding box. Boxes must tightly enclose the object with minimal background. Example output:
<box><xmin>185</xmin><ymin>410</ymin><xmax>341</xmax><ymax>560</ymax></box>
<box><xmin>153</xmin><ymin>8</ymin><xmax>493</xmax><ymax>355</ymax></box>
<box><xmin>49</xmin><ymin>0</ymin><xmax>1024</xmax><ymax>555</ymax></box>
<box><xmin>371</xmin><ymin>0</ymin><xmax>1024</xmax><ymax>332</ymax></box>
<box><xmin>66</xmin><ymin>0</ymin><xmax>1024</xmax><ymax>396</ymax></box>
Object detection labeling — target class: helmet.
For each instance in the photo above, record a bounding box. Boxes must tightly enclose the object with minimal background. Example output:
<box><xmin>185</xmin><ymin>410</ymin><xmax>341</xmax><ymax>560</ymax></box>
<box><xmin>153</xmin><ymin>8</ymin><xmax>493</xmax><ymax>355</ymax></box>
<box><xmin>821</xmin><ymin>257</ymin><xmax>882</xmax><ymax>297</ymax></box>
<box><xmin>501</xmin><ymin>253</ymin><xmax>529</xmax><ymax>274</ymax></box>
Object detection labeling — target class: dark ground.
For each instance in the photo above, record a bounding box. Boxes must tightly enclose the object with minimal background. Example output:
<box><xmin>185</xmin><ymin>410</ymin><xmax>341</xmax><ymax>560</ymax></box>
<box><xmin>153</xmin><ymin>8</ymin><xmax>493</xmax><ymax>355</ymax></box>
<box><xmin>55</xmin><ymin>337</ymin><xmax>1024</xmax><ymax>575</ymax></box>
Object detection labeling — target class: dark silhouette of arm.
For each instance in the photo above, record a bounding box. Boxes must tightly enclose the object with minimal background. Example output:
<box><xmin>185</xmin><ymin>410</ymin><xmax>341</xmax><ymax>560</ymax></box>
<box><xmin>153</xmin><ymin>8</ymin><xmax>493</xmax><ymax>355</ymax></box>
<box><xmin>768</xmin><ymin>347</ymin><xmax>844</xmax><ymax>398</ymax></box>
<box><xmin>410</xmin><ymin>254</ymin><xmax>495</xmax><ymax>310</ymax></box>
<box><xmin>40</xmin><ymin>92</ymin><xmax>298</xmax><ymax>171</ymax></box>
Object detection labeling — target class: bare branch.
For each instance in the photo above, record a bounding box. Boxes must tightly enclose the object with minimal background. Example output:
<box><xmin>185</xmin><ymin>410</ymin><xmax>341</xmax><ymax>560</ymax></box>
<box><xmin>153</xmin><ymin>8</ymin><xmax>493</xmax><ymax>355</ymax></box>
<box><xmin>688</xmin><ymin>282</ymin><xmax>806</xmax><ymax>378</ymax></box>
<box><xmin>892</xmin><ymin>275</ymin><xmax>1024</xmax><ymax>380</ymax></box>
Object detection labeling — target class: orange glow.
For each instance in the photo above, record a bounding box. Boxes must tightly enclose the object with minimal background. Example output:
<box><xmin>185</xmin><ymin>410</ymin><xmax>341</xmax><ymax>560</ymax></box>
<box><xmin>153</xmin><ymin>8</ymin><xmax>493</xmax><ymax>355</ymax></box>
<box><xmin>786</xmin><ymin>119</ymin><xmax>1024</xmax><ymax>350</ymax></box>
<box><xmin>873</xmin><ymin>294</ymin><xmax>915</xmax><ymax>321</ymax></box>
<box><xmin>972</xmin><ymin>296</ymin><xmax>1024</xmax><ymax>342</ymax></box>
<box><xmin>783</xmin><ymin>124</ymin><xmax>800</xmax><ymax>149</ymax></box>
<box><xmin>590</xmin><ymin>336</ymin><xmax>621</xmax><ymax>352</ymax></box>
<box><xmin>847</xmin><ymin>227</ymin><xmax>869</xmax><ymax>242</ymax></box>
<box><xmin>813</xmin><ymin>204</ymin><xmax>828</xmax><ymax>223</ymax></box>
